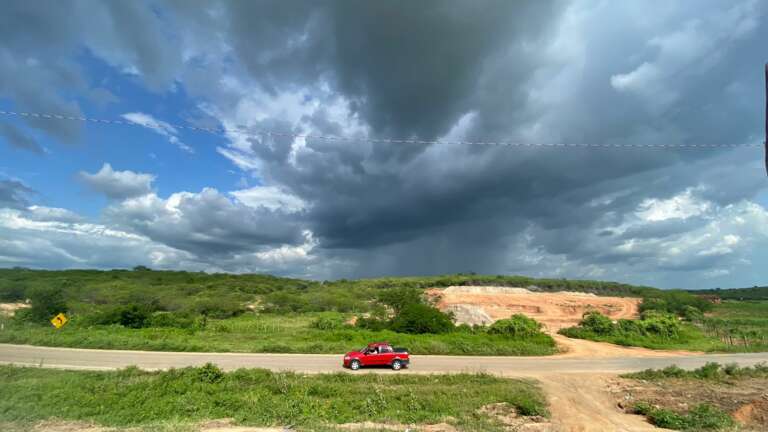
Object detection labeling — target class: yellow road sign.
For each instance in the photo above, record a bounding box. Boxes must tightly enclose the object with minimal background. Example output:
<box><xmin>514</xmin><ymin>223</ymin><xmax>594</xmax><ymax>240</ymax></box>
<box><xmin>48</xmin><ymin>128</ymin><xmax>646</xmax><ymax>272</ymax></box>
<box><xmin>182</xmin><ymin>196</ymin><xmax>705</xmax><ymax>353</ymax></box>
<box><xmin>50</xmin><ymin>312</ymin><xmax>68</xmax><ymax>329</ymax></box>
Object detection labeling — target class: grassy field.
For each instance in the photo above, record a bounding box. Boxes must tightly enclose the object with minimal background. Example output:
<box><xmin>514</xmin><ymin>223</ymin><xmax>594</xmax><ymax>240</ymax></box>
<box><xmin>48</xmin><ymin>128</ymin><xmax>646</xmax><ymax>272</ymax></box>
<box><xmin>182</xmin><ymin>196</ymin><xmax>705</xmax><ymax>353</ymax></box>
<box><xmin>0</xmin><ymin>365</ymin><xmax>548</xmax><ymax>432</ymax></box>
<box><xmin>0</xmin><ymin>312</ymin><xmax>557</xmax><ymax>356</ymax></box>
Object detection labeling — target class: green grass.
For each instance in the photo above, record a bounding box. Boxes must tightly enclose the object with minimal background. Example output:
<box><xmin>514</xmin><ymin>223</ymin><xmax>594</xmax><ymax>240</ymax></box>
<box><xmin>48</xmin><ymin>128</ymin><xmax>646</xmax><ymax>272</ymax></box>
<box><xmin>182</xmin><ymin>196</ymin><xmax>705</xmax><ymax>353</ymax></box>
<box><xmin>0</xmin><ymin>312</ymin><xmax>557</xmax><ymax>356</ymax></box>
<box><xmin>631</xmin><ymin>402</ymin><xmax>734</xmax><ymax>431</ymax></box>
<box><xmin>0</xmin><ymin>365</ymin><xmax>548</xmax><ymax>431</ymax></box>
<box><xmin>623</xmin><ymin>362</ymin><xmax>768</xmax><ymax>382</ymax></box>
<box><xmin>559</xmin><ymin>323</ymin><xmax>727</xmax><ymax>352</ymax></box>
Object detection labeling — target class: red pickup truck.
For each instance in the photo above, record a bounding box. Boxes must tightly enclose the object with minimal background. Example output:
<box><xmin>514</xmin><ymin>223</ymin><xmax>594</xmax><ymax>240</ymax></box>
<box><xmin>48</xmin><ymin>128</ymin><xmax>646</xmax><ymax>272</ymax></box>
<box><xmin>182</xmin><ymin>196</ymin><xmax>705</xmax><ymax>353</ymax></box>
<box><xmin>343</xmin><ymin>342</ymin><xmax>410</xmax><ymax>370</ymax></box>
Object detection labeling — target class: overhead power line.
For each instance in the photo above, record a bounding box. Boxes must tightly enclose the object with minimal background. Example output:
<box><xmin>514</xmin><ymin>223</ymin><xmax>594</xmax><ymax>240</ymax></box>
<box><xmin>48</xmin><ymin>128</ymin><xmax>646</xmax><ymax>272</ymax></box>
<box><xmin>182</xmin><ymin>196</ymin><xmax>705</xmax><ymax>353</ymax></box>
<box><xmin>0</xmin><ymin>109</ymin><xmax>762</xmax><ymax>149</ymax></box>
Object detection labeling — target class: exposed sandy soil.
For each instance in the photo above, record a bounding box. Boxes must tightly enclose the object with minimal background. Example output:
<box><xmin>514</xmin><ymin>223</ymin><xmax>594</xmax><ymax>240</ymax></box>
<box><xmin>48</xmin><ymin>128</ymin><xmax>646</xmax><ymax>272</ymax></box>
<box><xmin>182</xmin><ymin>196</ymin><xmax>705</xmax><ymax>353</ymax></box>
<box><xmin>609</xmin><ymin>377</ymin><xmax>768</xmax><ymax>432</ymax></box>
<box><xmin>427</xmin><ymin>286</ymin><xmax>641</xmax><ymax>331</ymax></box>
<box><xmin>541</xmin><ymin>374</ymin><xmax>667</xmax><ymax>432</ymax></box>
<box><xmin>0</xmin><ymin>302</ymin><xmax>29</xmax><ymax>317</ymax></box>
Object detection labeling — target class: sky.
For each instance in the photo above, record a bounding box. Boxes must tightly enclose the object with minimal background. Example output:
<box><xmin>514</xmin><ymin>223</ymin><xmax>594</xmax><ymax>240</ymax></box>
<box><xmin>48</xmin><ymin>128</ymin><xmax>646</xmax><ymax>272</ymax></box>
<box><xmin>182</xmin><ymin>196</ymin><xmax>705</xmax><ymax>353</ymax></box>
<box><xmin>1</xmin><ymin>0</ymin><xmax>767</xmax><ymax>289</ymax></box>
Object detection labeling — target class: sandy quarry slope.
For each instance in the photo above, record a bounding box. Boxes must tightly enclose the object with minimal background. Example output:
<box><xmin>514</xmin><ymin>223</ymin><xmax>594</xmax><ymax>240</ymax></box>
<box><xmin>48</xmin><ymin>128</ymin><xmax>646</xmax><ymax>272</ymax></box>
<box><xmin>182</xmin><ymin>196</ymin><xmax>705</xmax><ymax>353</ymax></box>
<box><xmin>427</xmin><ymin>286</ymin><xmax>642</xmax><ymax>331</ymax></box>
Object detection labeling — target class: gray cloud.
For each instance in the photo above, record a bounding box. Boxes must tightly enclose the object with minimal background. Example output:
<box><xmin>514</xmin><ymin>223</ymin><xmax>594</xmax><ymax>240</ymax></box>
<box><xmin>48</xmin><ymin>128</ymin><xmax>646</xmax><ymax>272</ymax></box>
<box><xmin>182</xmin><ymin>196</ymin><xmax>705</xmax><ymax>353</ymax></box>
<box><xmin>104</xmin><ymin>188</ymin><xmax>305</xmax><ymax>258</ymax></box>
<box><xmin>0</xmin><ymin>179</ymin><xmax>34</xmax><ymax>209</ymax></box>
<box><xmin>79</xmin><ymin>163</ymin><xmax>156</xmax><ymax>200</ymax></box>
<box><xmin>0</xmin><ymin>122</ymin><xmax>44</xmax><ymax>154</ymax></box>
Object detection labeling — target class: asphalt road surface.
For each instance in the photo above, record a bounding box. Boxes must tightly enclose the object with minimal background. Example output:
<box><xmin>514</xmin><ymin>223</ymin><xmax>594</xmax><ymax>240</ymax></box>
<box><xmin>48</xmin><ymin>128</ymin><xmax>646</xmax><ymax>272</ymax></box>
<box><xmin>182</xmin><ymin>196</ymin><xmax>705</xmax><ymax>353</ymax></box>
<box><xmin>2</xmin><ymin>343</ymin><xmax>768</xmax><ymax>376</ymax></box>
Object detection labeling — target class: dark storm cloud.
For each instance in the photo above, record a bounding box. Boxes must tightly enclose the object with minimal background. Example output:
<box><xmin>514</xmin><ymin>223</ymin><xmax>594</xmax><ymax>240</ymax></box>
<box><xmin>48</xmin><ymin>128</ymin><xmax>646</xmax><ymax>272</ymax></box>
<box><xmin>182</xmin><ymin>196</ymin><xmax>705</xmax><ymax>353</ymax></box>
<box><xmin>0</xmin><ymin>179</ymin><xmax>34</xmax><ymax>209</ymax></box>
<box><xmin>0</xmin><ymin>122</ymin><xmax>44</xmax><ymax>154</ymax></box>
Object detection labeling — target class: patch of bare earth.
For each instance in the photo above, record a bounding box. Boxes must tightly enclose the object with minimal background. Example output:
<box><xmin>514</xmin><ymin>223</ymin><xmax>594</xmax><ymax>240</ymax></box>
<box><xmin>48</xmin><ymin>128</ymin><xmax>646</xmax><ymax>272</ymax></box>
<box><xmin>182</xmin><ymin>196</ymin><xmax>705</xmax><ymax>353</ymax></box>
<box><xmin>428</xmin><ymin>286</ymin><xmax>698</xmax><ymax>359</ymax></box>
<box><xmin>0</xmin><ymin>302</ymin><xmax>29</xmax><ymax>317</ymax></box>
<box><xmin>427</xmin><ymin>286</ymin><xmax>641</xmax><ymax>331</ymax></box>
<box><xmin>540</xmin><ymin>374</ymin><xmax>666</xmax><ymax>432</ymax></box>
<box><xmin>608</xmin><ymin>377</ymin><xmax>768</xmax><ymax>432</ymax></box>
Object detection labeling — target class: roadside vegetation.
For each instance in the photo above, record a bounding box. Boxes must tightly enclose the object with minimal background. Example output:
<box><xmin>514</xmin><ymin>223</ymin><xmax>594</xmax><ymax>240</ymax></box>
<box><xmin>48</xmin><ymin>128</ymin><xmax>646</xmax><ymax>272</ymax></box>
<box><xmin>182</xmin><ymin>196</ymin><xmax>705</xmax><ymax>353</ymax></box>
<box><xmin>559</xmin><ymin>288</ymin><xmax>768</xmax><ymax>353</ymax></box>
<box><xmin>0</xmin><ymin>269</ymin><xmax>556</xmax><ymax>355</ymax></box>
<box><xmin>619</xmin><ymin>363</ymin><xmax>768</xmax><ymax>431</ymax></box>
<box><xmin>3</xmin><ymin>268</ymin><xmax>767</xmax><ymax>355</ymax></box>
<box><xmin>0</xmin><ymin>364</ymin><xmax>548</xmax><ymax>431</ymax></box>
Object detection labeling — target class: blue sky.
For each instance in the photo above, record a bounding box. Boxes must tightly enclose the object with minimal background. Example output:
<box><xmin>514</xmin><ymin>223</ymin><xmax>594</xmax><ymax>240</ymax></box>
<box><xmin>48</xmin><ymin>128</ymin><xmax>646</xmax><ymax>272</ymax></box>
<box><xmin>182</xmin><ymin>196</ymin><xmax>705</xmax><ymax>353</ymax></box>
<box><xmin>1</xmin><ymin>0</ymin><xmax>768</xmax><ymax>289</ymax></box>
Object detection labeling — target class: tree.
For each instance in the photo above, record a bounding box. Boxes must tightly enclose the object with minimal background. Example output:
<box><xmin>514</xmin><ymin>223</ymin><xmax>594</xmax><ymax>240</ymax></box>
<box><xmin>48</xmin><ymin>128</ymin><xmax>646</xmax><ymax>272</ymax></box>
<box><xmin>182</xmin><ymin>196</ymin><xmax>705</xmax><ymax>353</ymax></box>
<box><xmin>389</xmin><ymin>303</ymin><xmax>454</xmax><ymax>334</ymax></box>
<box><xmin>375</xmin><ymin>287</ymin><xmax>423</xmax><ymax>313</ymax></box>
<box><xmin>26</xmin><ymin>286</ymin><xmax>67</xmax><ymax>323</ymax></box>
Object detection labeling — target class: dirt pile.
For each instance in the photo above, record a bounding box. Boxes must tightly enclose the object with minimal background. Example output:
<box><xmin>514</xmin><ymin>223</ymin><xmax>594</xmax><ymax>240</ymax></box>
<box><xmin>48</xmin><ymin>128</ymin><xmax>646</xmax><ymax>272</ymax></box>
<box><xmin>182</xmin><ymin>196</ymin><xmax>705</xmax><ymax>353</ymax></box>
<box><xmin>732</xmin><ymin>395</ymin><xmax>768</xmax><ymax>430</ymax></box>
<box><xmin>427</xmin><ymin>286</ymin><xmax>641</xmax><ymax>331</ymax></box>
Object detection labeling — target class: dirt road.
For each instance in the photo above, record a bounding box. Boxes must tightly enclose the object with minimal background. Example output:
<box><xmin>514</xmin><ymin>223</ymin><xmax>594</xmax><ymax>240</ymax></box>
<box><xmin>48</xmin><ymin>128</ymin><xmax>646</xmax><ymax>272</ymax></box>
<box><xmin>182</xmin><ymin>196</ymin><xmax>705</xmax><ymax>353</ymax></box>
<box><xmin>3</xmin><ymin>343</ymin><xmax>767</xmax><ymax>431</ymax></box>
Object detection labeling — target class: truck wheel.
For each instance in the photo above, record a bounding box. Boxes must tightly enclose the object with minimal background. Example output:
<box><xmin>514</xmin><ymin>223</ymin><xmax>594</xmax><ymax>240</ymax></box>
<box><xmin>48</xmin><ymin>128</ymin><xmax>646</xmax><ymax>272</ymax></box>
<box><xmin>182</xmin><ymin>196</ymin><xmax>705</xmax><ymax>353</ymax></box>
<box><xmin>391</xmin><ymin>360</ymin><xmax>402</xmax><ymax>371</ymax></box>
<box><xmin>350</xmin><ymin>360</ymin><xmax>361</xmax><ymax>371</ymax></box>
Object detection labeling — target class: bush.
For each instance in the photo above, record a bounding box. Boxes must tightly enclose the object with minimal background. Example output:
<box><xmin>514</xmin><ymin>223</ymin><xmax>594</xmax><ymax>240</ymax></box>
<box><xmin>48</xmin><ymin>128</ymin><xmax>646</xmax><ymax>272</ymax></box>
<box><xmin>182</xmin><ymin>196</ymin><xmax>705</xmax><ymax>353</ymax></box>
<box><xmin>148</xmin><ymin>311</ymin><xmax>198</xmax><ymax>329</ymax></box>
<box><xmin>262</xmin><ymin>291</ymin><xmax>309</xmax><ymax>313</ymax></box>
<box><xmin>86</xmin><ymin>304</ymin><xmax>154</xmax><ymax>328</ymax></box>
<box><xmin>640</xmin><ymin>290</ymin><xmax>712</xmax><ymax>317</ymax></box>
<box><xmin>188</xmin><ymin>297</ymin><xmax>244</xmax><ymax>319</ymax></box>
<box><xmin>194</xmin><ymin>363</ymin><xmax>224</xmax><ymax>384</ymax></box>
<box><xmin>389</xmin><ymin>303</ymin><xmax>454</xmax><ymax>334</ymax></box>
<box><xmin>639</xmin><ymin>311</ymin><xmax>681</xmax><ymax>338</ymax></box>
<box><xmin>310</xmin><ymin>315</ymin><xmax>347</xmax><ymax>330</ymax></box>
<box><xmin>579</xmin><ymin>311</ymin><xmax>614</xmax><ymax>335</ymax></box>
<box><xmin>24</xmin><ymin>286</ymin><xmax>67</xmax><ymax>324</ymax></box>
<box><xmin>488</xmin><ymin>314</ymin><xmax>543</xmax><ymax>338</ymax></box>
<box><xmin>635</xmin><ymin>402</ymin><xmax>735</xmax><ymax>431</ymax></box>
<box><xmin>0</xmin><ymin>281</ymin><xmax>26</xmax><ymax>302</ymax></box>
<box><xmin>356</xmin><ymin>316</ymin><xmax>390</xmax><ymax>331</ymax></box>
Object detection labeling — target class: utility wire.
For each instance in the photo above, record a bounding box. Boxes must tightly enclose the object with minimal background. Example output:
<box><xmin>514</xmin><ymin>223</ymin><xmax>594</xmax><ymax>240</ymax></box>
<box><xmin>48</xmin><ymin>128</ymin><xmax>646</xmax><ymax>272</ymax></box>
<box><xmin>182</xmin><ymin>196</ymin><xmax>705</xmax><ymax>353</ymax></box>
<box><xmin>0</xmin><ymin>109</ymin><xmax>762</xmax><ymax>149</ymax></box>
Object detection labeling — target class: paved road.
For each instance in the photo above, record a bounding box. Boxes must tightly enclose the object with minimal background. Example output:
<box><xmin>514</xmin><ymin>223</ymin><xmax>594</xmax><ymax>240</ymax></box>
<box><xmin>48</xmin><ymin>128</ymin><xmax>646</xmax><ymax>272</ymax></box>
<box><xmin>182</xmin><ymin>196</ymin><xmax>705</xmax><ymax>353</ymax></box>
<box><xmin>2</xmin><ymin>343</ymin><xmax>767</xmax><ymax>376</ymax></box>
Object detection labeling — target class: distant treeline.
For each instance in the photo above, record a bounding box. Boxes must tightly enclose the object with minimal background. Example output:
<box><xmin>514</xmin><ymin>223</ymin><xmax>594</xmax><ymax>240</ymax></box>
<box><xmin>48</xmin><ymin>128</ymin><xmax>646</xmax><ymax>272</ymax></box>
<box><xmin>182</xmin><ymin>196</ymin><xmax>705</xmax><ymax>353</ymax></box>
<box><xmin>0</xmin><ymin>267</ymin><xmax>711</xmax><ymax>322</ymax></box>
<box><xmin>690</xmin><ymin>286</ymin><xmax>768</xmax><ymax>300</ymax></box>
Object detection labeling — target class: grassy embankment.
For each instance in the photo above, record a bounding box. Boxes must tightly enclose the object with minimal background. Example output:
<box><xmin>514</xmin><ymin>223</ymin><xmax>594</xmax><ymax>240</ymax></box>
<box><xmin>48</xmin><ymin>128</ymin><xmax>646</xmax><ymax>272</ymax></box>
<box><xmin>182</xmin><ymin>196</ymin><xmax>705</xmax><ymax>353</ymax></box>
<box><xmin>0</xmin><ymin>312</ymin><xmax>555</xmax><ymax>355</ymax></box>
<box><xmin>0</xmin><ymin>364</ymin><xmax>548</xmax><ymax>432</ymax></box>
<box><xmin>2</xmin><ymin>268</ymin><xmax>653</xmax><ymax>356</ymax></box>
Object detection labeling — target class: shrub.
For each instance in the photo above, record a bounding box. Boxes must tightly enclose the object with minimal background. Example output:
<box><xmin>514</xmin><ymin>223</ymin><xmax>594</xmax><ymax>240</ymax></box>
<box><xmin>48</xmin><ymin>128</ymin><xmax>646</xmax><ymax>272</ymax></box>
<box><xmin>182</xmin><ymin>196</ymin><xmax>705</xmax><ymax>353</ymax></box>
<box><xmin>262</xmin><ymin>291</ymin><xmax>309</xmax><ymax>313</ymax></box>
<box><xmin>635</xmin><ymin>402</ymin><xmax>735</xmax><ymax>431</ymax></box>
<box><xmin>579</xmin><ymin>311</ymin><xmax>614</xmax><ymax>335</ymax></box>
<box><xmin>639</xmin><ymin>311</ymin><xmax>681</xmax><ymax>338</ymax></box>
<box><xmin>356</xmin><ymin>316</ymin><xmax>390</xmax><ymax>331</ymax></box>
<box><xmin>488</xmin><ymin>314</ymin><xmax>543</xmax><ymax>338</ymax></box>
<box><xmin>188</xmin><ymin>297</ymin><xmax>244</xmax><ymax>319</ymax></box>
<box><xmin>86</xmin><ymin>304</ymin><xmax>154</xmax><ymax>328</ymax></box>
<box><xmin>389</xmin><ymin>303</ymin><xmax>454</xmax><ymax>334</ymax></box>
<box><xmin>148</xmin><ymin>311</ymin><xmax>197</xmax><ymax>329</ymax></box>
<box><xmin>311</xmin><ymin>315</ymin><xmax>347</xmax><ymax>330</ymax></box>
<box><xmin>24</xmin><ymin>286</ymin><xmax>67</xmax><ymax>324</ymax></box>
<box><xmin>194</xmin><ymin>363</ymin><xmax>224</xmax><ymax>384</ymax></box>
<box><xmin>0</xmin><ymin>281</ymin><xmax>26</xmax><ymax>302</ymax></box>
